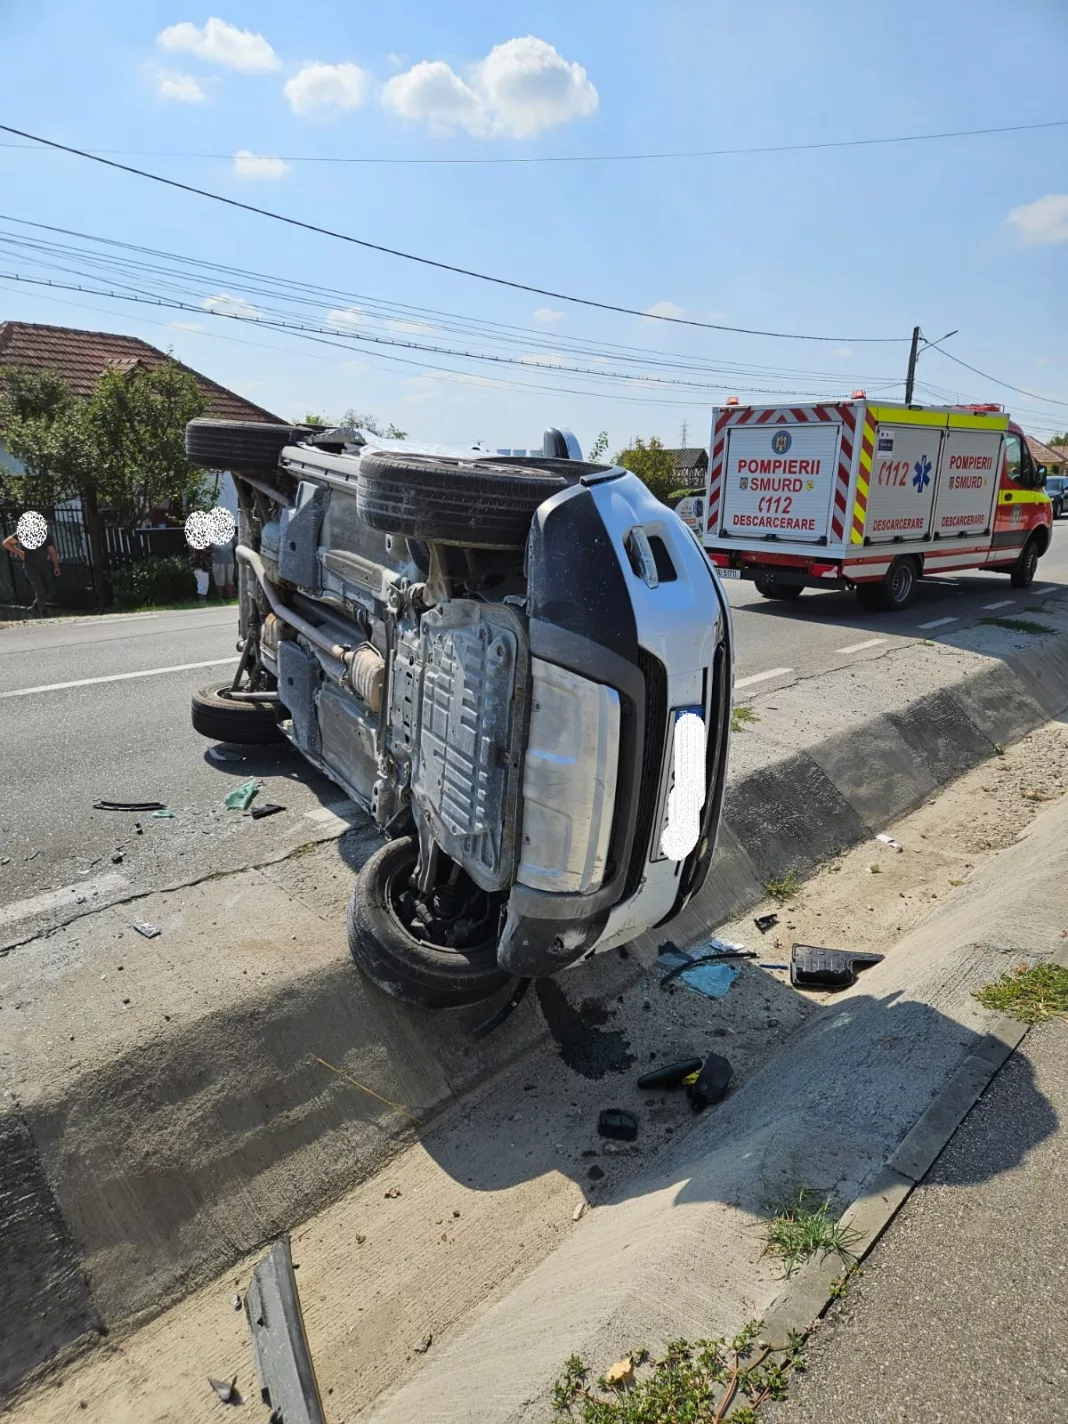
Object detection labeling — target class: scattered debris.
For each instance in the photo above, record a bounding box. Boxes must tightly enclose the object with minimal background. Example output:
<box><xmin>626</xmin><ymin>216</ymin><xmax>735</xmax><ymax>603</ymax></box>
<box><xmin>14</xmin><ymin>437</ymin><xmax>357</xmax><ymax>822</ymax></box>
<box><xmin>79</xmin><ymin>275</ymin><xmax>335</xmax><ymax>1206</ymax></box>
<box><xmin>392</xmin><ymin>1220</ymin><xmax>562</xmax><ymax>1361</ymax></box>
<box><xmin>249</xmin><ymin>802</ymin><xmax>286</xmax><ymax>820</ymax></box>
<box><xmin>110</xmin><ymin>851</ymin><xmax>124</xmax><ymax>864</ymax></box>
<box><xmin>384</xmin><ymin>1186</ymin><xmax>402</xmax><ymax>1199</ymax></box>
<box><xmin>26</xmin><ymin>849</ymin><xmax>40</xmax><ymax>860</ymax></box>
<box><xmin>637</xmin><ymin>1058</ymin><xmax>703</xmax><ymax>1091</ymax></box>
<box><xmin>686</xmin><ymin>1052</ymin><xmax>733</xmax><ymax>1112</ymax></box>
<box><xmin>605</xmin><ymin>1357</ymin><xmax>635</xmax><ymax>1387</ymax></box>
<box><xmin>759</xmin><ymin>962</ymin><xmax>789</xmax><ymax>970</ymax></box>
<box><xmin>868</xmin><ymin>863</ymin><xmax>882</xmax><ymax>874</ymax></box>
<box><xmin>207</xmin><ymin>1375</ymin><xmax>240</xmax><ymax>1404</ymax></box>
<box><xmin>224</xmin><ymin>778</ymin><xmax>261</xmax><ymax>811</ymax></box>
<box><xmin>152</xmin><ymin>808</ymin><xmax>176</xmax><ymax>819</ymax></box>
<box><xmin>659</xmin><ymin>941</ymin><xmax>751</xmax><ymax>996</ymax></box>
<box><xmin>133</xmin><ymin>922</ymin><xmax>161</xmax><ymax>939</ymax></box>
<box><xmin>572</xmin><ymin>1200</ymin><xmax>588</xmax><ymax>1222</ymax></box>
<box><xmin>413</xmin><ymin>1333</ymin><xmax>433</xmax><ymax>1355</ymax></box>
<box><xmin>790</xmin><ymin>944</ymin><xmax>885</xmax><ymax>991</ymax></box>
<box><xmin>876</xmin><ymin>834</ymin><xmax>904</xmax><ymax>852</ymax></box>
<box><xmin>207</xmin><ymin>746</ymin><xmax>246</xmax><ymax>763</ymax></box>
<box><xmin>135</xmin><ymin>823</ymin><xmax>143</xmax><ymax>836</ymax></box>
<box><xmin>0</xmin><ymin>856</ymin><xmax>10</xmax><ymax>866</ymax></box>
<box><xmin>598</xmin><ymin>1108</ymin><xmax>638</xmax><ymax>1142</ymax></box>
<box><xmin>587</xmin><ymin>1164</ymin><xmax>605</xmax><ymax>1181</ymax></box>
<box><xmin>93</xmin><ymin>800</ymin><xmax>166</xmax><ymax>812</ymax></box>
<box><xmin>754</xmin><ymin>912</ymin><xmax>779</xmax><ymax>933</ymax></box>
<box><xmin>230</xmin><ymin>1293</ymin><xmax>241</xmax><ymax>1311</ymax></box>
<box><xmin>473</xmin><ymin>975</ymin><xmax>531</xmax><ymax>1039</ymax></box>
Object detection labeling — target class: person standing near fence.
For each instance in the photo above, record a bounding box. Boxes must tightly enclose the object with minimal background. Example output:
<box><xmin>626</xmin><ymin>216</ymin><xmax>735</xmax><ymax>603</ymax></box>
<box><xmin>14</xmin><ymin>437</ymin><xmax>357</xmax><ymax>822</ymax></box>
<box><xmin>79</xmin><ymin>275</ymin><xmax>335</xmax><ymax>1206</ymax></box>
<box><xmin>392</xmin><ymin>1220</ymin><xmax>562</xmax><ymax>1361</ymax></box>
<box><xmin>2</xmin><ymin>516</ymin><xmax>61</xmax><ymax>618</ymax></box>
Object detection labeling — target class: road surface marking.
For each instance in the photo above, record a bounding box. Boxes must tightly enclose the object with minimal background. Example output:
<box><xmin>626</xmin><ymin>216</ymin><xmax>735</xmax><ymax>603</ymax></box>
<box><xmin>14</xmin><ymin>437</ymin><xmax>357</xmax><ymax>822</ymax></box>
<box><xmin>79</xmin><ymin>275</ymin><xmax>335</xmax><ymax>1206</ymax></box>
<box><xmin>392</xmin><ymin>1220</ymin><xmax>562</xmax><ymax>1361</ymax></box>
<box><xmin>735</xmin><ymin>667</ymin><xmax>793</xmax><ymax>689</ymax></box>
<box><xmin>0</xmin><ymin>872</ymin><xmax>127</xmax><ymax>929</ymax></box>
<box><xmin>918</xmin><ymin>617</ymin><xmax>958</xmax><ymax>630</ymax></box>
<box><xmin>0</xmin><ymin>657</ymin><xmax>239</xmax><ymax>699</ymax></box>
<box><xmin>981</xmin><ymin>600</ymin><xmax>1015</xmax><ymax>611</ymax></box>
<box><xmin>836</xmin><ymin>638</ymin><xmax>887</xmax><ymax>655</ymax></box>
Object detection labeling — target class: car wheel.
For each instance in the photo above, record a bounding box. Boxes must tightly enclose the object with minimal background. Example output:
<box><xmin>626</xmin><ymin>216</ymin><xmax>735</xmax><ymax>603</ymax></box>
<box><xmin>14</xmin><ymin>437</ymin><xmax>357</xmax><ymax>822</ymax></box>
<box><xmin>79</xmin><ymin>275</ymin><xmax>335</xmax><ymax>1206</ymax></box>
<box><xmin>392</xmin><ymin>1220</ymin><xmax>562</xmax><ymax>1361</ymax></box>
<box><xmin>347</xmin><ymin>836</ymin><xmax>511</xmax><ymax>1007</ymax></box>
<box><xmin>754</xmin><ymin>576</ymin><xmax>803</xmax><ymax>601</ymax></box>
<box><xmin>1010</xmin><ymin>536</ymin><xmax>1041</xmax><ymax>589</ymax></box>
<box><xmin>356</xmin><ymin>451</ymin><xmax>583</xmax><ymax>549</ymax></box>
<box><xmin>191</xmin><ymin>682</ymin><xmax>284</xmax><ymax>744</ymax></box>
<box><xmin>185</xmin><ymin>419</ymin><xmax>313</xmax><ymax>475</ymax></box>
<box><xmin>855</xmin><ymin>556</ymin><xmax>919</xmax><ymax>611</ymax></box>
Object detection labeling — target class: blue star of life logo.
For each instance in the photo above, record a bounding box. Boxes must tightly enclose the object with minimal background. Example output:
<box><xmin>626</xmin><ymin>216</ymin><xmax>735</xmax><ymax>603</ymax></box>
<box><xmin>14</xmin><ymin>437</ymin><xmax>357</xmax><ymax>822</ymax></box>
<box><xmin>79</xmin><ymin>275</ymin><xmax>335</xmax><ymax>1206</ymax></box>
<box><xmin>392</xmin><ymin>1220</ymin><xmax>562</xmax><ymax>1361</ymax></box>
<box><xmin>912</xmin><ymin>454</ymin><xmax>932</xmax><ymax>492</ymax></box>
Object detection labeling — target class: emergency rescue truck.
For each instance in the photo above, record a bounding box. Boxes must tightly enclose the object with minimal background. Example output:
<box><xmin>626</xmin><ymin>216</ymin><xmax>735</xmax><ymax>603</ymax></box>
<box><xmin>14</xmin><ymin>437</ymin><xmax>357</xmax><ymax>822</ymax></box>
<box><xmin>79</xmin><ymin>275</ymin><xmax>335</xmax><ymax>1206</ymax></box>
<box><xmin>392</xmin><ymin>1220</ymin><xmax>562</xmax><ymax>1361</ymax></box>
<box><xmin>701</xmin><ymin>398</ymin><xmax>1052</xmax><ymax>609</ymax></box>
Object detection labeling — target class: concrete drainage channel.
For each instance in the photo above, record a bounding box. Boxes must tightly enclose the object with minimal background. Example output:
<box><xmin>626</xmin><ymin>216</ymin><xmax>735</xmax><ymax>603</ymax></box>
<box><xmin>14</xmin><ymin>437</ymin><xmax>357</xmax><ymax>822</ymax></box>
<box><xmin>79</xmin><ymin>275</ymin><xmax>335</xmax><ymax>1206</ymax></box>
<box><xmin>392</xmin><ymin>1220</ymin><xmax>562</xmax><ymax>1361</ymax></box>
<box><xmin>4</xmin><ymin>615</ymin><xmax>1068</xmax><ymax>1409</ymax></box>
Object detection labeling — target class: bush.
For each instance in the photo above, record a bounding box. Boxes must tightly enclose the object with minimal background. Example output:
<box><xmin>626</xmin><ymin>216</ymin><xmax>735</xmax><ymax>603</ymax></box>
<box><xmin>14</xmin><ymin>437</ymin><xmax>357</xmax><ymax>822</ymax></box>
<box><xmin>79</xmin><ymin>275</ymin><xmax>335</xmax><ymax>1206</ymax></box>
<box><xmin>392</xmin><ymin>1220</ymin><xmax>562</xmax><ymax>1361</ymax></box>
<box><xmin>110</xmin><ymin>555</ymin><xmax>197</xmax><ymax>609</ymax></box>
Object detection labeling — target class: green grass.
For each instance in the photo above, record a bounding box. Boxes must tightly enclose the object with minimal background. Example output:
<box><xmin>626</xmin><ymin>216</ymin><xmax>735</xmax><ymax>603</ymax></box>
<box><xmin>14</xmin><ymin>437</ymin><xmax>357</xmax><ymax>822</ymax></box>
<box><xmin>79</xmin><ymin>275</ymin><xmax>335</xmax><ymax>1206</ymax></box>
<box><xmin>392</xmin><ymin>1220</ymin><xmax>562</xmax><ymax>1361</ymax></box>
<box><xmin>732</xmin><ymin>705</ymin><xmax>760</xmax><ymax>733</ymax></box>
<box><xmin>762</xmin><ymin>1191</ymin><xmax>860</xmax><ymax>1281</ymax></box>
<box><xmin>979</xmin><ymin>617</ymin><xmax>1055</xmax><ymax>636</ymax></box>
<box><xmin>974</xmin><ymin>962</ymin><xmax>1068</xmax><ymax>1024</ymax></box>
<box><xmin>552</xmin><ymin>1321</ymin><xmax>805</xmax><ymax>1423</ymax></box>
<box><xmin>765</xmin><ymin>868</ymin><xmax>801</xmax><ymax>902</ymax></box>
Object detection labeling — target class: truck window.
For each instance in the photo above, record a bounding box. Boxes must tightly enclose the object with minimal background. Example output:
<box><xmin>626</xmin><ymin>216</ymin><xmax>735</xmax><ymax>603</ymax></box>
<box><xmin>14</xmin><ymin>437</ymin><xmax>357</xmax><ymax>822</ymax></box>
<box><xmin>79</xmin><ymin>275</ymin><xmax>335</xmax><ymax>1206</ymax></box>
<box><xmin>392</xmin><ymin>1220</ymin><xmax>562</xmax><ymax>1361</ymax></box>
<box><xmin>1004</xmin><ymin>434</ymin><xmax>1022</xmax><ymax>484</ymax></box>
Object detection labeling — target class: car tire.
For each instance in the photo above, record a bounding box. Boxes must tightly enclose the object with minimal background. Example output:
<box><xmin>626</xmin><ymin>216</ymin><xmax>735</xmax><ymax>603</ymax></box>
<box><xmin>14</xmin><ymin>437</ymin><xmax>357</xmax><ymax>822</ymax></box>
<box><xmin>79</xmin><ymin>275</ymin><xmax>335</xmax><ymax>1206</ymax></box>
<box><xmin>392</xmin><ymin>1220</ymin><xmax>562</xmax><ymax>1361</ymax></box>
<box><xmin>356</xmin><ymin>451</ymin><xmax>580</xmax><ymax>549</ymax></box>
<box><xmin>855</xmin><ymin>556</ymin><xmax>919</xmax><ymax>612</ymax></box>
<box><xmin>1010</xmin><ymin>536</ymin><xmax>1041</xmax><ymax>589</ymax></box>
<box><xmin>191</xmin><ymin>682</ymin><xmax>284</xmax><ymax>744</ymax></box>
<box><xmin>347</xmin><ymin>836</ymin><xmax>511</xmax><ymax>1008</ymax></box>
<box><xmin>185</xmin><ymin>419</ymin><xmax>312</xmax><ymax>475</ymax></box>
<box><xmin>754</xmin><ymin>576</ymin><xmax>803</xmax><ymax>601</ymax></box>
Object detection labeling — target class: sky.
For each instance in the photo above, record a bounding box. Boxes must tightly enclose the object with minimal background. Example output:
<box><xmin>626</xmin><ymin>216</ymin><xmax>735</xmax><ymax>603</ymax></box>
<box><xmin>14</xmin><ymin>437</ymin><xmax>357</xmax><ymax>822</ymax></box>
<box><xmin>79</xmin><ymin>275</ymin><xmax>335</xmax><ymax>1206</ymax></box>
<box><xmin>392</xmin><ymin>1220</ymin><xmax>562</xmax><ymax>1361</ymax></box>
<box><xmin>0</xmin><ymin>0</ymin><xmax>1066</xmax><ymax>449</ymax></box>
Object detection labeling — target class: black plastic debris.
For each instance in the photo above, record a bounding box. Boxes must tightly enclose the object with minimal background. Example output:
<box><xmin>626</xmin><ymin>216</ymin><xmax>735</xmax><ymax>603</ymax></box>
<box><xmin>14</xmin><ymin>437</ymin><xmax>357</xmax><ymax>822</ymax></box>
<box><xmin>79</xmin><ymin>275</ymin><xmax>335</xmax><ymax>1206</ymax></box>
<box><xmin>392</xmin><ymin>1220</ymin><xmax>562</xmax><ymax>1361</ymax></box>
<box><xmin>249</xmin><ymin>803</ymin><xmax>286</xmax><ymax>820</ymax></box>
<box><xmin>790</xmin><ymin>944</ymin><xmax>885</xmax><ymax>991</ymax></box>
<box><xmin>93</xmin><ymin>800</ymin><xmax>166</xmax><ymax>812</ymax></box>
<box><xmin>472</xmin><ymin>976</ymin><xmax>531</xmax><ymax>1040</ymax></box>
<box><xmin>598</xmin><ymin>1108</ymin><xmax>638</xmax><ymax>1142</ymax></box>
<box><xmin>133</xmin><ymin>922</ymin><xmax>161</xmax><ymax>939</ymax></box>
<box><xmin>686</xmin><ymin>1052</ymin><xmax>733</xmax><ymax>1112</ymax></box>
<box><xmin>637</xmin><ymin>1058</ymin><xmax>703</xmax><ymax>1091</ymax></box>
<box><xmin>754</xmin><ymin>913</ymin><xmax>779</xmax><ymax>933</ymax></box>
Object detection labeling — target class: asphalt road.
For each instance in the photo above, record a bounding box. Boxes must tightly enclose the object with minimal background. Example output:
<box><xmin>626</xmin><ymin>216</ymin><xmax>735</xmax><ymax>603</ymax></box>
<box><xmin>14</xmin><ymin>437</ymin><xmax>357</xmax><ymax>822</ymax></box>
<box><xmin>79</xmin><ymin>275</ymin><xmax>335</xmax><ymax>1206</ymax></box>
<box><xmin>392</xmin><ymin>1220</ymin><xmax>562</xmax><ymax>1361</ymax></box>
<box><xmin>771</xmin><ymin>1021</ymin><xmax>1068</xmax><ymax>1424</ymax></box>
<box><xmin>1</xmin><ymin>530</ymin><xmax>1065</xmax><ymax>939</ymax></box>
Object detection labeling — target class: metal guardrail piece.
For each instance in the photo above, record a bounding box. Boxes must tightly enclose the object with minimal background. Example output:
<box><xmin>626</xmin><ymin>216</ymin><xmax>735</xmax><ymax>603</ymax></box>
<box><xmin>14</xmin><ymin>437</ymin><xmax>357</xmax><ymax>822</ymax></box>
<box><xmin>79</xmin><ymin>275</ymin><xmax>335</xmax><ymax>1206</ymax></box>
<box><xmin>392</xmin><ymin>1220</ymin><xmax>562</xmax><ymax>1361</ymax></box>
<box><xmin>244</xmin><ymin>1236</ymin><xmax>326</xmax><ymax>1424</ymax></box>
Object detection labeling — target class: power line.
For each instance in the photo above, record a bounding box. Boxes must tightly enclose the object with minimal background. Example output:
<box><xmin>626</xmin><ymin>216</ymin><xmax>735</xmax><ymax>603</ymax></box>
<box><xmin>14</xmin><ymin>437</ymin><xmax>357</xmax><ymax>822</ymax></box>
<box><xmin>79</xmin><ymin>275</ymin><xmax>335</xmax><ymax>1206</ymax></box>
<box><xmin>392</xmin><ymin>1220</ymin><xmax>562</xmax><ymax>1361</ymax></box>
<box><xmin>930</xmin><ymin>347</ymin><xmax>1068</xmax><ymax>411</ymax></box>
<box><xmin>0</xmin><ymin>123</ymin><xmax>907</xmax><ymax>344</ymax></box>
<box><xmin>0</xmin><ymin>118</ymin><xmax>1064</xmax><ymax>166</ymax></box>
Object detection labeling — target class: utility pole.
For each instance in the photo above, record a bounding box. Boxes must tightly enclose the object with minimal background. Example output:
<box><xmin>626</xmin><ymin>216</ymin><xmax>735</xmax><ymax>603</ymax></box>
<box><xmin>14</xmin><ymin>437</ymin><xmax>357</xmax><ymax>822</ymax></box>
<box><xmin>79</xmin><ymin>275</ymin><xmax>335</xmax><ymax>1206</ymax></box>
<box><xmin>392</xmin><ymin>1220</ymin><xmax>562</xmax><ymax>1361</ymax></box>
<box><xmin>679</xmin><ymin>418</ymin><xmax>689</xmax><ymax>447</ymax></box>
<box><xmin>904</xmin><ymin>326</ymin><xmax>921</xmax><ymax>405</ymax></box>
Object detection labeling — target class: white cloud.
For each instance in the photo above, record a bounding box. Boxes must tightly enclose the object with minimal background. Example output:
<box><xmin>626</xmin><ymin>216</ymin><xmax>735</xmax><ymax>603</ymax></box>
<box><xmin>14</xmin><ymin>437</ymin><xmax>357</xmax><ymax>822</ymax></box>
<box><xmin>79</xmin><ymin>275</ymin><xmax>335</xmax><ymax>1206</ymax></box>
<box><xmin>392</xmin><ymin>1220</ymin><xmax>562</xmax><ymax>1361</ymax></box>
<box><xmin>533</xmin><ymin>307</ymin><xmax>564</xmax><ymax>323</ymax></box>
<box><xmin>386</xmin><ymin>51</ymin><xmax>408</xmax><ymax>70</ymax></box>
<box><xmin>157</xmin><ymin>70</ymin><xmax>207</xmax><ymax>103</ymax></box>
<box><xmin>476</xmin><ymin>36</ymin><xmax>597</xmax><ymax>138</ymax></box>
<box><xmin>233</xmin><ymin>150</ymin><xmax>290</xmax><ymax>180</ymax></box>
<box><xmin>383</xmin><ymin>36</ymin><xmax>597</xmax><ymax>140</ymax></box>
<box><xmin>166</xmin><ymin>320</ymin><xmax>205</xmax><ymax>332</ymax></box>
<box><xmin>1007</xmin><ymin>194</ymin><xmax>1068</xmax><ymax>245</ymax></box>
<box><xmin>156</xmin><ymin>18</ymin><xmax>280</xmax><ymax>72</ymax></box>
<box><xmin>643</xmin><ymin>300</ymin><xmax>685</xmax><ymax>321</ymax></box>
<box><xmin>284</xmin><ymin>61</ymin><xmax>370</xmax><ymax>117</ymax></box>
<box><xmin>386</xmin><ymin>318</ymin><xmax>437</xmax><ymax>334</ymax></box>
<box><xmin>383</xmin><ymin>60</ymin><xmax>487</xmax><ymax>136</ymax></box>
<box><xmin>833</xmin><ymin>347</ymin><xmax>855</xmax><ymax>359</ymax></box>
<box><xmin>326</xmin><ymin>306</ymin><xmax>367</xmax><ymax>330</ymax></box>
<box><xmin>202</xmin><ymin>293</ymin><xmax>261</xmax><ymax>318</ymax></box>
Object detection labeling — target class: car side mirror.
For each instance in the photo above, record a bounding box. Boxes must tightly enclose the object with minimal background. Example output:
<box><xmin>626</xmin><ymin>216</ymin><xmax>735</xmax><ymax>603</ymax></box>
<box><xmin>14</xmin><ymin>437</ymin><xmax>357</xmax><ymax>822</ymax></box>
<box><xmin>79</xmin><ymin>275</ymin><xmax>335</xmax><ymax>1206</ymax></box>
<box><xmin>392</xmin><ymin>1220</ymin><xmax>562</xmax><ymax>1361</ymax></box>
<box><xmin>1038</xmin><ymin>466</ymin><xmax>1047</xmax><ymax>486</ymax></box>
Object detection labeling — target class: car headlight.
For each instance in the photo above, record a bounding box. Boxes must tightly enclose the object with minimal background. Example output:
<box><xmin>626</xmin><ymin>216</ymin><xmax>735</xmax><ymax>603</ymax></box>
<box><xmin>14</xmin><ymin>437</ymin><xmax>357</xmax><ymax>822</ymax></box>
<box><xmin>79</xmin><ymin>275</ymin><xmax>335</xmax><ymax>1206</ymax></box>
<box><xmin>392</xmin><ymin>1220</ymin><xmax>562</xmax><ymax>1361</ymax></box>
<box><xmin>659</xmin><ymin>708</ymin><xmax>706</xmax><ymax>861</ymax></box>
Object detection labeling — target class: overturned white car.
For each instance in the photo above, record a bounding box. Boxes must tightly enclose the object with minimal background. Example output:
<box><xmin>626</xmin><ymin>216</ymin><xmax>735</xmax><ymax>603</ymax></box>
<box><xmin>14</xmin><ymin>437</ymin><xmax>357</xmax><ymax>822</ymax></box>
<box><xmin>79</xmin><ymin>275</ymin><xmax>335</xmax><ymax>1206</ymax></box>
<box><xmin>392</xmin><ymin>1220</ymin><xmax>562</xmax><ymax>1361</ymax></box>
<box><xmin>186</xmin><ymin>419</ymin><xmax>733</xmax><ymax>1007</ymax></box>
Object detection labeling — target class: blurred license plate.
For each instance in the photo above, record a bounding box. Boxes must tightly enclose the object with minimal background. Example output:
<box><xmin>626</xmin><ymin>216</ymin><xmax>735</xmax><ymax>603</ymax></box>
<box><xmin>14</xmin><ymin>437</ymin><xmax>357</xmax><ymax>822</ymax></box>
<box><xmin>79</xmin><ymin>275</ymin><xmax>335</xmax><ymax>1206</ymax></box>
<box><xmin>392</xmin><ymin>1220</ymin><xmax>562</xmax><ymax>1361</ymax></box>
<box><xmin>717</xmin><ymin>568</ymin><xmax>741</xmax><ymax>579</ymax></box>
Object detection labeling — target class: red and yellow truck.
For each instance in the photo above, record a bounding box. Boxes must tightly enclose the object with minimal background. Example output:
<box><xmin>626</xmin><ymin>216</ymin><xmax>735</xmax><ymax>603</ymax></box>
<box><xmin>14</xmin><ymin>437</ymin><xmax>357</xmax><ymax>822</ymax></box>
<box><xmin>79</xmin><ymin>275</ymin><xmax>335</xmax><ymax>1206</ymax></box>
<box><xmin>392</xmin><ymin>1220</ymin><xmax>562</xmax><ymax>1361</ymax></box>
<box><xmin>701</xmin><ymin>398</ymin><xmax>1052</xmax><ymax>609</ymax></box>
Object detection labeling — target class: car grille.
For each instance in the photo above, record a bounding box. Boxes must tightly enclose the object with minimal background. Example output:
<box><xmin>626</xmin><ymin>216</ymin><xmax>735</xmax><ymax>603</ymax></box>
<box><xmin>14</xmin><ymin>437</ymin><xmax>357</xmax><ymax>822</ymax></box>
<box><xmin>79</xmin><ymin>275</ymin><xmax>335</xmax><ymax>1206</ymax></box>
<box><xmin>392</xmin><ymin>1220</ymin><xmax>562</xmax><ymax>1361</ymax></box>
<box><xmin>623</xmin><ymin>648</ymin><xmax>668</xmax><ymax>901</ymax></box>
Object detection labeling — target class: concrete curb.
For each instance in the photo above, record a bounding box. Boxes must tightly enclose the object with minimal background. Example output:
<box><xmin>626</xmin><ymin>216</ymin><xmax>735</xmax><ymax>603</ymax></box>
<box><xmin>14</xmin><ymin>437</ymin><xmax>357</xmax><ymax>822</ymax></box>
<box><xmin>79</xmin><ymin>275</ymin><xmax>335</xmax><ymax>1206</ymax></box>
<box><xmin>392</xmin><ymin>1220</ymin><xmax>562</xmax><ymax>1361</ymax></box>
<box><xmin>754</xmin><ymin>938</ymin><xmax>1068</xmax><ymax>1368</ymax></box>
<box><xmin>4</xmin><ymin>630</ymin><xmax>1068</xmax><ymax>1396</ymax></box>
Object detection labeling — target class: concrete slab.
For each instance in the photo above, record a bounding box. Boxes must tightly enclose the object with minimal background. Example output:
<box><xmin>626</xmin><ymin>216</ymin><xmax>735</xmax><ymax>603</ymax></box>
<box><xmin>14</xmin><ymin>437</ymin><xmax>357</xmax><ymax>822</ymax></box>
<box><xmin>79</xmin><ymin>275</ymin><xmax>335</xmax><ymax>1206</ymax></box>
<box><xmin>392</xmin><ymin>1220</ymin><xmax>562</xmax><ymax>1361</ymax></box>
<box><xmin>808</xmin><ymin>715</ymin><xmax>939</xmax><ymax>830</ymax></box>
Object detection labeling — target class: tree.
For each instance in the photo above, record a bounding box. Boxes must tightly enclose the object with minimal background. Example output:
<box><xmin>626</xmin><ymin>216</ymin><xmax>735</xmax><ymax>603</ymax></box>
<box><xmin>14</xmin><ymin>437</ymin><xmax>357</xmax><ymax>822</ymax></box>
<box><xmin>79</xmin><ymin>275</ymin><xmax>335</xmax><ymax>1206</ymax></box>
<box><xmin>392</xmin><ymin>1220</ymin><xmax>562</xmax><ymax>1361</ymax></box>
<box><xmin>613</xmin><ymin>435</ymin><xmax>677</xmax><ymax>502</ymax></box>
<box><xmin>0</xmin><ymin>361</ymin><xmax>207</xmax><ymax>607</ymax></box>
<box><xmin>341</xmin><ymin>409</ymin><xmax>408</xmax><ymax>440</ymax></box>
<box><xmin>587</xmin><ymin>430</ymin><xmax>609</xmax><ymax>462</ymax></box>
<box><xmin>303</xmin><ymin>411</ymin><xmax>330</xmax><ymax>427</ymax></box>
<box><xmin>1050</xmin><ymin>432</ymin><xmax>1067</xmax><ymax>447</ymax></box>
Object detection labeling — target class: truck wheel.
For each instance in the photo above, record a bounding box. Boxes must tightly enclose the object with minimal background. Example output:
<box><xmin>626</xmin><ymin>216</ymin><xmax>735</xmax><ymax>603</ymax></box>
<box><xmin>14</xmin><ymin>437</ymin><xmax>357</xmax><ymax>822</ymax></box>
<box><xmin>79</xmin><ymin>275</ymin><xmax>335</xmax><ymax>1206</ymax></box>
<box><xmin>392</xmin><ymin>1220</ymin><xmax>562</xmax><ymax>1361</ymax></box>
<box><xmin>347</xmin><ymin>836</ymin><xmax>511</xmax><ymax>1008</ymax></box>
<box><xmin>754</xmin><ymin>576</ymin><xmax>803</xmax><ymax>602</ymax></box>
<box><xmin>1010</xmin><ymin>537</ymin><xmax>1041</xmax><ymax>589</ymax></box>
<box><xmin>186</xmin><ymin>419</ymin><xmax>312</xmax><ymax>475</ymax></box>
<box><xmin>191</xmin><ymin>683</ymin><xmax>283</xmax><ymax>744</ymax></box>
<box><xmin>356</xmin><ymin>451</ymin><xmax>577</xmax><ymax>549</ymax></box>
<box><xmin>856</xmin><ymin>557</ymin><xmax>919</xmax><ymax>612</ymax></box>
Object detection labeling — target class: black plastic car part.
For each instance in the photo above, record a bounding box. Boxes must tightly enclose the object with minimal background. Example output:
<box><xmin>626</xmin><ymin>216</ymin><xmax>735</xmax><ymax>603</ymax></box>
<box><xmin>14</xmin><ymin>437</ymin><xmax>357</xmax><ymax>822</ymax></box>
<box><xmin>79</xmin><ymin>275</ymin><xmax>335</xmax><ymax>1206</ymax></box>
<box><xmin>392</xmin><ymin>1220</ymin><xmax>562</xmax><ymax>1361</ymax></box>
<box><xmin>686</xmin><ymin>1052</ymin><xmax>733</xmax><ymax>1112</ymax></box>
<box><xmin>636</xmin><ymin>1058</ymin><xmax>703</xmax><ymax>1091</ymax></box>
<box><xmin>789</xmin><ymin>944</ymin><xmax>885</xmax><ymax>991</ymax></box>
<box><xmin>598</xmin><ymin>1109</ymin><xmax>639</xmax><ymax>1141</ymax></box>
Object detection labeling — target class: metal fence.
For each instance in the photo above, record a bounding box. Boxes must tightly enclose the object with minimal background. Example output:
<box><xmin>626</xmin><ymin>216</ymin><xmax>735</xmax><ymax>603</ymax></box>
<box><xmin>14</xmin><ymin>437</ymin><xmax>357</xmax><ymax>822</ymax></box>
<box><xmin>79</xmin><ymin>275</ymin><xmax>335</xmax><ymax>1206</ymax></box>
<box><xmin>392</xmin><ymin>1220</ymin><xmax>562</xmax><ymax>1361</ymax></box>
<box><xmin>0</xmin><ymin>503</ymin><xmax>189</xmax><ymax>610</ymax></box>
